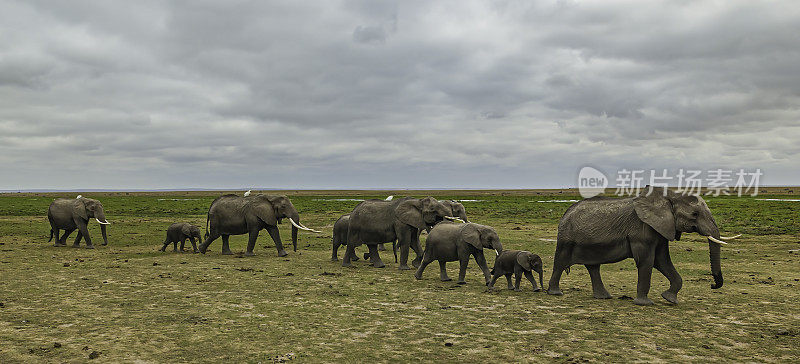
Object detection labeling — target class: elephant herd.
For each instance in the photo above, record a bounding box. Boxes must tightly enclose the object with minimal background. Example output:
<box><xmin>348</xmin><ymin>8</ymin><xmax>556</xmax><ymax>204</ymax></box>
<box><xmin>46</xmin><ymin>187</ymin><xmax>739</xmax><ymax>306</ymax></box>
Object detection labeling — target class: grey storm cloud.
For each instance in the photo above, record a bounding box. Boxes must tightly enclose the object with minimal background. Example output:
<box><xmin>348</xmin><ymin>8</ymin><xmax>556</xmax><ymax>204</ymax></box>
<box><xmin>0</xmin><ymin>0</ymin><xmax>798</xmax><ymax>190</ymax></box>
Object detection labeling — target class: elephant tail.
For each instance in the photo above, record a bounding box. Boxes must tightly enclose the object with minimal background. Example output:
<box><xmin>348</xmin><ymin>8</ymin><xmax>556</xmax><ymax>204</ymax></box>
<box><xmin>47</xmin><ymin>229</ymin><xmax>54</xmax><ymax>242</ymax></box>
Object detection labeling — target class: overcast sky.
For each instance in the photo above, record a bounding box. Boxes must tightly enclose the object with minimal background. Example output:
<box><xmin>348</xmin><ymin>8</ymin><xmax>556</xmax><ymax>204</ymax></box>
<box><xmin>1</xmin><ymin>0</ymin><xmax>798</xmax><ymax>190</ymax></box>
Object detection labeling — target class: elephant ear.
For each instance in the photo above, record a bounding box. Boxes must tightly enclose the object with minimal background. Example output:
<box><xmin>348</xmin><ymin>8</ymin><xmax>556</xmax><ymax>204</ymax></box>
<box><xmin>516</xmin><ymin>252</ymin><xmax>532</xmax><ymax>271</ymax></box>
<box><xmin>181</xmin><ymin>224</ymin><xmax>193</xmax><ymax>236</ymax></box>
<box><xmin>634</xmin><ymin>192</ymin><xmax>676</xmax><ymax>241</ymax></box>
<box><xmin>73</xmin><ymin>199</ymin><xmax>88</xmax><ymax>221</ymax></box>
<box><xmin>461</xmin><ymin>224</ymin><xmax>482</xmax><ymax>250</ymax></box>
<box><xmin>253</xmin><ymin>200</ymin><xmax>278</xmax><ymax>226</ymax></box>
<box><xmin>396</xmin><ymin>199</ymin><xmax>424</xmax><ymax>230</ymax></box>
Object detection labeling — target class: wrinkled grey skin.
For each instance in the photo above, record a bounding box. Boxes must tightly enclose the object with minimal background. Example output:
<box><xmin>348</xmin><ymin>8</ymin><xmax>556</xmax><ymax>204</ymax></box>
<box><xmin>489</xmin><ymin>250</ymin><xmax>543</xmax><ymax>292</ymax></box>
<box><xmin>414</xmin><ymin>222</ymin><xmax>503</xmax><ymax>284</ymax></box>
<box><xmin>343</xmin><ymin>197</ymin><xmax>452</xmax><ymax>269</ymax></box>
<box><xmin>47</xmin><ymin>197</ymin><xmax>109</xmax><ymax>248</ymax></box>
<box><xmin>331</xmin><ymin>214</ymin><xmax>396</xmax><ymax>263</ymax></box>
<box><xmin>331</xmin><ymin>214</ymin><xmax>360</xmax><ymax>261</ymax></box>
<box><xmin>161</xmin><ymin>222</ymin><xmax>202</xmax><ymax>253</ymax></box>
<box><xmin>547</xmin><ymin>187</ymin><xmax>724</xmax><ymax>305</ymax></box>
<box><xmin>441</xmin><ymin>200</ymin><xmax>469</xmax><ymax>223</ymax></box>
<box><xmin>199</xmin><ymin>194</ymin><xmax>302</xmax><ymax>257</ymax></box>
<box><xmin>388</xmin><ymin>199</ymin><xmax>470</xmax><ymax>259</ymax></box>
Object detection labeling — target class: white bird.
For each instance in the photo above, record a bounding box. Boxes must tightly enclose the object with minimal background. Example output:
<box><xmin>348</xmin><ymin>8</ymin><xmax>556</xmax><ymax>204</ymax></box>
<box><xmin>385</xmin><ymin>195</ymin><xmax>393</xmax><ymax>201</ymax></box>
<box><xmin>244</xmin><ymin>190</ymin><xmax>252</xmax><ymax>197</ymax></box>
<box><xmin>76</xmin><ymin>195</ymin><xmax>82</xmax><ymax>199</ymax></box>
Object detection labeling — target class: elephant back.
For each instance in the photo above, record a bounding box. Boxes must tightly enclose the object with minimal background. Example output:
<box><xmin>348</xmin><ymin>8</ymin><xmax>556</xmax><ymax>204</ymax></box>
<box><xmin>347</xmin><ymin>200</ymin><xmax>402</xmax><ymax>246</ymax></box>
<box><xmin>425</xmin><ymin>222</ymin><xmax>462</xmax><ymax>247</ymax></box>
<box><xmin>558</xmin><ymin>197</ymin><xmax>639</xmax><ymax>246</ymax></box>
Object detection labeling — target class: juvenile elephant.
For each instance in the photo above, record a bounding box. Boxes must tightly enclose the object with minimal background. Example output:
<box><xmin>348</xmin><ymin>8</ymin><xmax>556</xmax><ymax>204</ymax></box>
<box><xmin>161</xmin><ymin>223</ymin><xmax>203</xmax><ymax>253</ymax></box>
<box><xmin>414</xmin><ymin>222</ymin><xmax>503</xmax><ymax>284</ymax></box>
<box><xmin>343</xmin><ymin>197</ymin><xmax>459</xmax><ymax>269</ymax></box>
<box><xmin>47</xmin><ymin>196</ymin><xmax>110</xmax><ymax>248</ymax></box>
<box><xmin>199</xmin><ymin>194</ymin><xmax>320</xmax><ymax>256</ymax></box>
<box><xmin>489</xmin><ymin>250</ymin><xmax>543</xmax><ymax>292</ymax></box>
<box><xmin>547</xmin><ymin>187</ymin><xmax>739</xmax><ymax>305</ymax></box>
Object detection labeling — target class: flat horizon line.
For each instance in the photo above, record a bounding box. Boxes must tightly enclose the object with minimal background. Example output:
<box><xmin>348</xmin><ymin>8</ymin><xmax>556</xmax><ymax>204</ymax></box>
<box><xmin>2</xmin><ymin>185</ymin><xmax>799</xmax><ymax>193</ymax></box>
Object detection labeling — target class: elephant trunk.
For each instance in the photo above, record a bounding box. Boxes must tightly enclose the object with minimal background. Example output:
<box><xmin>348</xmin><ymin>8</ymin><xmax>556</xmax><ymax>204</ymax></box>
<box><xmin>95</xmin><ymin>208</ymin><xmax>109</xmax><ymax>245</ymax></box>
<box><xmin>290</xmin><ymin>212</ymin><xmax>299</xmax><ymax>252</ymax></box>
<box><xmin>706</xmin><ymin>224</ymin><xmax>723</xmax><ymax>289</ymax></box>
<box><xmin>538</xmin><ymin>270</ymin><xmax>544</xmax><ymax>291</ymax></box>
<box><xmin>492</xmin><ymin>240</ymin><xmax>503</xmax><ymax>256</ymax></box>
<box><xmin>100</xmin><ymin>223</ymin><xmax>108</xmax><ymax>246</ymax></box>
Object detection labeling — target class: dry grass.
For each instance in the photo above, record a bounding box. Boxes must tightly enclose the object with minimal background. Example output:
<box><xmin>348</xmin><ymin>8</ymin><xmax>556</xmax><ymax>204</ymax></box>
<box><xmin>0</xmin><ymin>191</ymin><xmax>798</xmax><ymax>362</ymax></box>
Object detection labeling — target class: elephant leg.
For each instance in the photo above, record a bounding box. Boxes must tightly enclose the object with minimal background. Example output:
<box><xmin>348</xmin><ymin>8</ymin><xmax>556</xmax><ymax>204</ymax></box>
<box><xmin>190</xmin><ymin>238</ymin><xmax>198</xmax><ymax>253</ymax></box>
<box><xmin>488</xmin><ymin>272</ymin><xmax>501</xmax><ymax>289</ymax></box>
<box><xmin>58</xmin><ymin>228</ymin><xmax>73</xmax><ymax>246</ymax></box>
<box><xmin>245</xmin><ymin>229</ymin><xmax>259</xmax><ymax>256</ymax></box>
<box><xmin>439</xmin><ymin>261</ymin><xmax>451</xmax><ymax>281</ymax></box>
<box><xmin>52</xmin><ymin>228</ymin><xmax>63</xmax><ymax>246</ymax></box>
<box><xmin>331</xmin><ymin>239</ymin><xmax>340</xmax><ymax>261</ymax></box>
<box><xmin>179</xmin><ymin>238</ymin><xmax>186</xmax><ymax>252</ymax></box>
<box><xmin>221</xmin><ymin>235</ymin><xmax>233</xmax><ymax>255</ymax></box>
<box><xmin>173</xmin><ymin>240</ymin><xmax>180</xmax><ymax>252</ymax></box>
<box><xmin>586</xmin><ymin>264</ymin><xmax>611</xmax><ymax>299</ymax></box>
<box><xmin>79</xmin><ymin>224</ymin><xmax>94</xmax><ymax>249</ymax></box>
<box><xmin>632</xmin><ymin>242</ymin><xmax>656</xmax><ymax>306</ymax></box>
<box><xmin>72</xmin><ymin>230</ymin><xmax>84</xmax><ymax>247</ymax></box>
<box><xmin>266</xmin><ymin>226</ymin><xmax>288</xmax><ymax>257</ymax></box>
<box><xmin>199</xmin><ymin>231</ymin><xmax>219</xmax><ymax>254</ymax></box>
<box><xmin>410</xmin><ymin>234</ymin><xmax>423</xmax><ymax>268</ymax></box>
<box><xmin>524</xmin><ymin>270</ymin><xmax>540</xmax><ymax>292</ymax></box>
<box><xmin>547</xmin><ymin>242</ymin><xmax>573</xmax><ymax>295</ymax></box>
<box><xmin>457</xmin><ymin>258</ymin><xmax>469</xmax><ymax>284</ymax></box>
<box><xmin>367</xmin><ymin>244</ymin><xmax>385</xmax><ymax>268</ymax></box>
<box><xmin>654</xmin><ymin>243</ymin><xmax>682</xmax><ymax>304</ymax></box>
<box><xmin>378</xmin><ymin>243</ymin><xmax>386</xmax><ymax>251</ymax></box>
<box><xmin>342</xmin><ymin>244</ymin><xmax>355</xmax><ymax>267</ymax></box>
<box><xmin>393</xmin><ymin>242</ymin><xmax>398</xmax><ymax>263</ymax></box>
<box><xmin>398</xmin><ymin>243</ymin><xmax>411</xmax><ymax>270</ymax></box>
<box><xmin>505</xmin><ymin>273</ymin><xmax>514</xmax><ymax>290</ymax></box>
<box><xmin>473</xmin><ymin>252</ymin><xmax>492</xmax><ymax>286</ymax></box>
<box><xmin>514</xmin><ymin>267</ymin><xmax>523</xmax><ymax>292</ymax></box>
<box><xmin>414</xmin><ymin>250</ymin><xmax>435</xmax><ymax>280</ymax></box>
<box><xmin>160</xmin><ymin>240</ymin><xmax>169</xmax><ymax>252</ymax></box>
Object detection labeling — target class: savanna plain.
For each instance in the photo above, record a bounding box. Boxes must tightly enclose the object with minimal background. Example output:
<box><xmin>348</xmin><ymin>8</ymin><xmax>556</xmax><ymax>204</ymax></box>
<box><xmin>0</xmin><ymin>189</ymin><xmax>798</xmax><ymax>362</ymax></box>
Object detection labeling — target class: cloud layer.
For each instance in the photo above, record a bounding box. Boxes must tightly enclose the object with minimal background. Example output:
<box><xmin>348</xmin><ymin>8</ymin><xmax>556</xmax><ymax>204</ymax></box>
<box><xmin>1</xmin><ymin>0</ymin><xmax>798</xmax><ymax>189</ymax></box>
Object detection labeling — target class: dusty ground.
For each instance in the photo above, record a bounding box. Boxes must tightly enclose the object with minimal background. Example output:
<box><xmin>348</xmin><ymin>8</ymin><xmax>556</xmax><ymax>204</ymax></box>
<box><xmin>0</xmin><ymin>191</ymin><xmax>798</xmax><ymax>362</ymax></box>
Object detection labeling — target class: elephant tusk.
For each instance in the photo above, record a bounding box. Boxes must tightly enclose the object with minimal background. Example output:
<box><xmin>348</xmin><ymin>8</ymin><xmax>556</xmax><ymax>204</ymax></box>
<box><xmin>495</xmin><ymin>249</ymin><xmax>501</xmax><ymax>256</ymax></box>
<box><xmin>707</xmin><ymin>236</ymin><xmax>729</xmax><ymax>245</ymax></box>
<box><xmin>720</xmin><ymin>234</ymin><xmax>741</xmax><ymax>240</ymax></box>
<box><xmin>444</xmin><ymin>216</ymin><xmax>465</xmax><ymax>223</ymax></box>
<box><xmin>95</xmin><ymin>218</ymin><xmax>110</xmax><ymax>225</ymax></box>
<box><xmin>299</xmin><ymin>222</ymin><xmax>322</xmax><ymax>234</ymax></box>
<box><xmin>288</xmin><ymin>218</ymin><xmax>321</xmax><ymax>233</ymax></box>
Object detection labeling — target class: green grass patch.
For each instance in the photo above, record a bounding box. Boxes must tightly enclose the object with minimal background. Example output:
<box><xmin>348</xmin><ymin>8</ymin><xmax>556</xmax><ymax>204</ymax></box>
<box><xmin>0</xmin><ymin>191</ymin><xmax>798</xmax><ymax>362</ymax></box>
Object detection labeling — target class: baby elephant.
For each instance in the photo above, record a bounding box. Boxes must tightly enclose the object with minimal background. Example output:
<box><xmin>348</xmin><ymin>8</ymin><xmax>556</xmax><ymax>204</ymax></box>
<box><xmin>414</xmin><ymin>222</ymin><xmax>503</xmax><ymax>284</ymax></box>
<box><xmin>489</xmin><ymin>250</ymin><xmax>544</xmax><ymax>292</ymax></box>
<box><xmin>161</xmin><ymin>223</ymin><xmax>202</xmax><ymax>253</ymax></box>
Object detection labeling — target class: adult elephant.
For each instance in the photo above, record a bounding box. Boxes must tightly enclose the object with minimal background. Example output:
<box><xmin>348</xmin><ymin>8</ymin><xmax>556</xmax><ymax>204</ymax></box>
<box><xmin>47</xmin><ymin>196</ymin><xmax>110</xmax><ymax>248</ymax></box>
<box><xmin>546</xmin><ymin>187</ymin><xmax>739</xmax><ymax>305</ymax></box>
<box><xmin>199</xmin><ymin>194</ymin><xmax>320</xmax><ymax>257</ymax></box>
<box><xmin>342</xmin><ymin>197</ymin><xmax>459</xmax><ymax>269</ymax></box>
<box><xmin>441</xmin><ymin>200</ymin><xmax>469</xmax><ymax>223</ymax></box>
